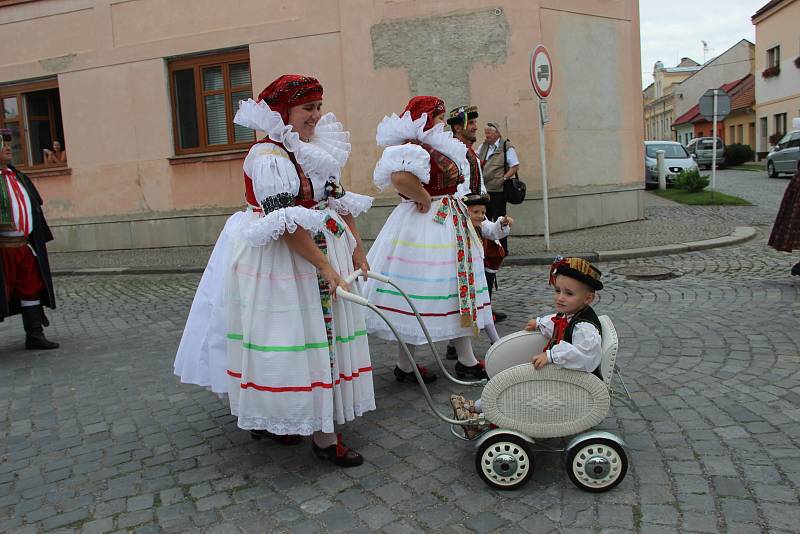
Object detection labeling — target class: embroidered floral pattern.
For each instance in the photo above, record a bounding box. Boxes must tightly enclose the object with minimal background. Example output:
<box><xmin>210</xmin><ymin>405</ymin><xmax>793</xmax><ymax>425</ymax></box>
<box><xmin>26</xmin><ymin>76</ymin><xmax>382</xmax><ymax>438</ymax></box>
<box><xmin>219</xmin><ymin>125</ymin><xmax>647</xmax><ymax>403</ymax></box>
<box><xmin>324</xmin><ymin>215</ymin><xmax>346</xmax><ymax>237</ymax></box>
<box><xmin>430</xmin><ymin>195</ymin><xmax>479</xmax><ymax>331</ymax></box>
<box><xmin>314</xmin><ymin>231</ymin><xmax>336</xmax><ymax>371</ymax></box>
<box><xmin>323</xmin><ymin>178</ymin><xmax>346</xmax><ymax>200</ymax></box>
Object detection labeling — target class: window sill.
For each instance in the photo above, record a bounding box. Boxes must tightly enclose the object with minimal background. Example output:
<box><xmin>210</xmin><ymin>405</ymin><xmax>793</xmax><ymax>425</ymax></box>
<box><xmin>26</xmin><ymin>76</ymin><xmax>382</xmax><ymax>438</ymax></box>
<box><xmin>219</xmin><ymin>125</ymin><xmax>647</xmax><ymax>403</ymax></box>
<box><xmin>168</xmin><ymin>149</ymin><xmax>249</xmax><ymax>165</ymax></box>
<box><xmin>23</xmin><ymin>167</ymin><xmax>71</xmax><ymax>178</ymax></box>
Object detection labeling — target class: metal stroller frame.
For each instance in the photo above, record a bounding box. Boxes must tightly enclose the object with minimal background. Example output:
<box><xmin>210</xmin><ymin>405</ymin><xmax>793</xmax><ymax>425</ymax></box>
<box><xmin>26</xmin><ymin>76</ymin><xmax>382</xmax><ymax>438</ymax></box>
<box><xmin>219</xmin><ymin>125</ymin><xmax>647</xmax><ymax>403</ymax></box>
<box><xmin>338</xmin><ymin>269</ymin><xmax>629</xmax><ymax>491</ymax></box>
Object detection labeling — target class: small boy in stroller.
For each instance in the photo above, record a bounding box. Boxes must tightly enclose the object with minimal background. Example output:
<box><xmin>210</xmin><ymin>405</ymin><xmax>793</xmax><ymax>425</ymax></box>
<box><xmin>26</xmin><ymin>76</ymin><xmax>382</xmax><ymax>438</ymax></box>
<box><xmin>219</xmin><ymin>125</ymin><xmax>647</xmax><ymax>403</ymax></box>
<box><xmin>450</xmin><ymin>256</ymin><xmax>605</xmax><ymax>437</ymax></box>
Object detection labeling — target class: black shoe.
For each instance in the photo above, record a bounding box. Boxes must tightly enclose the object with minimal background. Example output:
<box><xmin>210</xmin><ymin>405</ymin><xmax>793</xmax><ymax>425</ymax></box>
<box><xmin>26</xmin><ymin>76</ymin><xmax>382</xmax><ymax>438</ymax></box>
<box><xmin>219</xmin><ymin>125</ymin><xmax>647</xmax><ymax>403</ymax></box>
<box><xmin>493</xmin><ymin>311</ymin><xmax>507</xmax><ymax>323</ymax></box>
<box><xmin>249</xmin><ymin>430</ymin><xmax>302</xmax><ymax>445</ymax></box>
<box><xmin>394</xmin><ymin>364</ymin><xmax>437</xmax><ymax>383</ymax></box>
<box><xmin>792</xmin><ymin>262</ymin><xmax>800</xmax><ymax>276</ymax></box>
<box><xmin>445</xmin><ymin>344</ymin><xmax>457</xmax><ymax>361</ymax></box>
<box><xmin>21</xmin><ymin>306</ymin><xmax>59</xmax><ymax>350</ymax></box>
<box><xmin>312</xmin><ymin>434</ymin><xmax>363</xmax><ymax>467</ymax></box>
<box><xmin>455</xmin><ymin>361</ymin><xmax>488</xmax><ymax>380</ymax></box>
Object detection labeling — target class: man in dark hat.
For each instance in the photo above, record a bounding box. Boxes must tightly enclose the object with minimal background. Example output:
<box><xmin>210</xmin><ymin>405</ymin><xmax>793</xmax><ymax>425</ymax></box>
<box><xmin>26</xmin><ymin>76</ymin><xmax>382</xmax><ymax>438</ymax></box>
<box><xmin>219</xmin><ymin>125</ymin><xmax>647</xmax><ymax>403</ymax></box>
<box><xmin>0</xmin><ymin>128</ymin><xmax>58</xmax><ymax>350</ymax></box>
<box><xmin>447</xmin><ymin>105</ymin><xmax>484</xmax><ymax>196</ymax></box>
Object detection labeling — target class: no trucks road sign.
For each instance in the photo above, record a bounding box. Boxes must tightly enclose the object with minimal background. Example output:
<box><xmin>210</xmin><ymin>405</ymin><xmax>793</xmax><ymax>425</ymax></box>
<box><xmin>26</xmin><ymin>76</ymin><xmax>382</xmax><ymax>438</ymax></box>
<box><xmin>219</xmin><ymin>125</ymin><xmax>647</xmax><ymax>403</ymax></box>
<box><xmin>530</xmin><ymin>45</ymin><xmax>553</xmax><ymax>99</ymax></box>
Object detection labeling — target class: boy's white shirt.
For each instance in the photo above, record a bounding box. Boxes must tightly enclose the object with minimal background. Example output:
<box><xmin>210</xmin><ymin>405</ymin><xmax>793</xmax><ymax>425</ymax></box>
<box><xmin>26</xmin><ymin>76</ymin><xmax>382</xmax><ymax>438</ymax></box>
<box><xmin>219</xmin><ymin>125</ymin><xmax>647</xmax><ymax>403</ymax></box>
<box><xmin>535</xmin><ymin>313</ymin><xmax>602</xmax><ymax>373</ymax></box>
<box><xmin>479</xmin><ymin>217</ymin><xmax>510</xmax><ymax>241</ymax></box>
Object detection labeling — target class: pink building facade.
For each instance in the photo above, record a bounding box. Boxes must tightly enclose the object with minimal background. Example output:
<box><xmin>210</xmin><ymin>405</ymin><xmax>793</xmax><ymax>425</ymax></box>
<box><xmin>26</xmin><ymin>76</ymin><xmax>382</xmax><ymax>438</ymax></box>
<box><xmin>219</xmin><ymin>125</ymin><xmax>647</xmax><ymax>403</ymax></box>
<box><xmin>0</xmin><ymin>0</ymin><xmax>645</xmax><ymax>252</ymax></box>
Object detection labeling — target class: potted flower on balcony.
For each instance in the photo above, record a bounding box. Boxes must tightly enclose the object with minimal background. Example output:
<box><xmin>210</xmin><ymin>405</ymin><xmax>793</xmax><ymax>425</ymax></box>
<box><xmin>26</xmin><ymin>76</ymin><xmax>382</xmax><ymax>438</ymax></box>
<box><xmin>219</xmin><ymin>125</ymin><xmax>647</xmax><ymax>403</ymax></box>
<box><xmin>762</xmin><ymin>65</ymin><xmax>781</xmax><ymax>78</ymax></box>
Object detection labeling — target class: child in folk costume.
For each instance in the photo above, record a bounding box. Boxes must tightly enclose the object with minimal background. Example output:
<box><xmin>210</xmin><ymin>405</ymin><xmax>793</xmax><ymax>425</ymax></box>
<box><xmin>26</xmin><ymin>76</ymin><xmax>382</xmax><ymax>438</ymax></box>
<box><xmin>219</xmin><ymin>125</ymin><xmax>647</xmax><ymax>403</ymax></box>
<box><xmin>364</xmin><ymin>96</ymin><xmax>492</xmax><ymax>382</ymax></box>
<box><xmin>450</xmin><ymin>257</ymin><xmax>604</xmax><ymax>436</ymax></box>
<box><xmin>462</xmin><ymin>193</ymin><xmax>512</xmax><ymax>344</ymax></box>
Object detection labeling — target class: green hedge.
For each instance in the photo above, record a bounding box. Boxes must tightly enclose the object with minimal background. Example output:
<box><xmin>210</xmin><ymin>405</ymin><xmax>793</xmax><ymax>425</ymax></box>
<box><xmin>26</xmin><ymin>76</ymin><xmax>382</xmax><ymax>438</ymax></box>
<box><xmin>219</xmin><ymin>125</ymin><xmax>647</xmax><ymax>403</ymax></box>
<box><xmin>725</xmin><ymin>143</ymin><xmax>754</xmax><ymax>166</ymax></box>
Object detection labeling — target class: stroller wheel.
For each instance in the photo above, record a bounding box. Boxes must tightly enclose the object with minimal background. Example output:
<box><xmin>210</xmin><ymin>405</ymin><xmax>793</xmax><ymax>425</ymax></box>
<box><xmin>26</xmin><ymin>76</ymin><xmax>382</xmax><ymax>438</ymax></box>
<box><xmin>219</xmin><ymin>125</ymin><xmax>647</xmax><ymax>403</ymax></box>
<box><xmin>475</xmin><ymin>434</ymin><xmax>533</xmax><ymax>490</ymax></box>
<box><xmin>565</xmin><ymin>437</ymin><xmax>627</xmax><ymax>492</ymax></box>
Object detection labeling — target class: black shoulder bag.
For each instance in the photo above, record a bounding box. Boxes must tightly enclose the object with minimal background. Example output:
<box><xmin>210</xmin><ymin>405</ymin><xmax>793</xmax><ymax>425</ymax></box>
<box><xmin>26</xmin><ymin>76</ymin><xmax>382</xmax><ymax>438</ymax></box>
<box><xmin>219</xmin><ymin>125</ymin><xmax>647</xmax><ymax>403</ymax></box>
<box><xmin>501</xmin><ymin>139</ymin><xmax>526</xmax><ymax>205</ymax></box>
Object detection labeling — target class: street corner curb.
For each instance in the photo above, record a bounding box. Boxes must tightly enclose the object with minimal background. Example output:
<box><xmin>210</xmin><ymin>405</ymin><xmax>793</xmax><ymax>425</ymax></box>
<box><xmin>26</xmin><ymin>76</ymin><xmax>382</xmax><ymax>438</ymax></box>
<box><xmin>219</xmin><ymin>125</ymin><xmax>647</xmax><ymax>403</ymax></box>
<box><xmin>595</xmin><ymin>244</ymin><xmax>690</xmax><ymax>262</ymax></box>
<box><xmin>682</xmin><ymin>226</ymin><xmax>756</xmax><ymax>251</ymax></box>
<box><xmin>595</xmin><ymin>226</ymin><xmax>757</xmax><ymax>262</ymax></box>
<box><xmin>52</xmin><ymin>266</ymin><xmax>205</xmax><ymax>276</ymax></box>
<box><xmin>504</xmin><ymin>252</ymin><xmax>598</xmax><ymax>266</ymax></box>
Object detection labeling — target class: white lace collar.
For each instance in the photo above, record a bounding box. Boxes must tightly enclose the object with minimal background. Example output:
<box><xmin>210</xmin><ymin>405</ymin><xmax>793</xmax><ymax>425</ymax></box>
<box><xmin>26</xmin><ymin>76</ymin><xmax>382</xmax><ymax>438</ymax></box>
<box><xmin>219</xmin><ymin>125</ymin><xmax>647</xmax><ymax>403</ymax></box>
<box><xmin>234</xmin><ymin>99</ymin><xmax>351</xmax><ymax>184</ymax></box>
<box><xmin>375</xmin><ymin>111</ymin><xmax>468</xmax><ymax>171</ymax></box>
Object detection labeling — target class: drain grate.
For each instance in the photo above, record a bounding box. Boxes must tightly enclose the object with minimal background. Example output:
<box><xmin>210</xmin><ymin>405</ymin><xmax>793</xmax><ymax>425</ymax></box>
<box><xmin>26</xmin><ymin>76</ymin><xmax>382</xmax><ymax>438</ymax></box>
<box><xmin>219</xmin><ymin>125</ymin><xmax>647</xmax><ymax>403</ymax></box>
<box><xmin>611</xmin><ymin>265</ymin><xmax>678</xmax><ymax>281</ymax></box>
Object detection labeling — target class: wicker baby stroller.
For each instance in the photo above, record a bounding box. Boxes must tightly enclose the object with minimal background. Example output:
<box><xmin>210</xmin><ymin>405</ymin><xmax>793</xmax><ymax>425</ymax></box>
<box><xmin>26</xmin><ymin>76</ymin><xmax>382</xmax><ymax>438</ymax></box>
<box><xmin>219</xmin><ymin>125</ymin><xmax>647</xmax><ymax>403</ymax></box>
<box><xmin>338</xmin><ymin>270</ymin><xmax>629</xmax><ymax>492</ymax></box>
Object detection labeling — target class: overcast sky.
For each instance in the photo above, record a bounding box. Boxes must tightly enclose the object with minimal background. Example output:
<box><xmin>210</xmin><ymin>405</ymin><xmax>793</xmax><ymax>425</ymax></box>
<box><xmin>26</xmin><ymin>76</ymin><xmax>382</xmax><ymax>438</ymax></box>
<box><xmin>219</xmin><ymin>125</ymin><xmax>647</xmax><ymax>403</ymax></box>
<box><xmin>639</xmin><ymin>0</ymin><xmax>766</xmax><ymax>88</ymax></box>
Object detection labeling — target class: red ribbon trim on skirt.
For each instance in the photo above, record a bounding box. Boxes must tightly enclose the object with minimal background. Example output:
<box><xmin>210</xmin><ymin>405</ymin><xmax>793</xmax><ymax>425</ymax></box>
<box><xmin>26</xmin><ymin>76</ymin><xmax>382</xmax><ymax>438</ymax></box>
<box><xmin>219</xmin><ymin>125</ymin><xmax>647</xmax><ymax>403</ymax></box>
<box><xmin>375</xmin><ymin>302</ymin><xmax>489</xmax><ymax>318</ymax></box>
<box><xmin>227</xmin><ymin>366</ymin><xmax>373</xmax><ymax>392</ymax></box>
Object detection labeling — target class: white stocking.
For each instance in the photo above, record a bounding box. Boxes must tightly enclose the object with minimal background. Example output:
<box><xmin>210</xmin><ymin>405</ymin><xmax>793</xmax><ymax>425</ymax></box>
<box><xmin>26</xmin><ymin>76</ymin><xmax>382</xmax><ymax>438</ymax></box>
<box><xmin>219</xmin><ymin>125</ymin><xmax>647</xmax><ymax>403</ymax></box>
<box><xmin>484</xmin><ymin>317</ymin><xmax>500</xmax><ymax>344</ymax></box>
<box><xmin>396</xmin><ymin>343</ymin><xmax>416</xmax><ymax>372</ymax></box>
<box><xmin>453</xmin><ymin>336</ymin><xmax>479</xmax><ymax>367</ymax></box>
<box><xmin>313</xmin><ymin>431</ymin><xmax>337</xmax><ymax>448</ymax></box>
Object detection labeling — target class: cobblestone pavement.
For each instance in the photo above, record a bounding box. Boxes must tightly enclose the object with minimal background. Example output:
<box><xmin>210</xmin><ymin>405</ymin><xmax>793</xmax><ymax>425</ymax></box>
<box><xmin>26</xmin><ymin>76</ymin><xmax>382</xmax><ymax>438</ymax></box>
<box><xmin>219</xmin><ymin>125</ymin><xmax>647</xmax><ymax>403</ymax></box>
<box><xmin>48</xmin><ymin>169</ymin><xmax>789</xmax><ymax>271</ymax></box>
<box><xmin>2</xmin><ymin>170</ymin><xmax>799</xmax><ymax>533</ymax></box>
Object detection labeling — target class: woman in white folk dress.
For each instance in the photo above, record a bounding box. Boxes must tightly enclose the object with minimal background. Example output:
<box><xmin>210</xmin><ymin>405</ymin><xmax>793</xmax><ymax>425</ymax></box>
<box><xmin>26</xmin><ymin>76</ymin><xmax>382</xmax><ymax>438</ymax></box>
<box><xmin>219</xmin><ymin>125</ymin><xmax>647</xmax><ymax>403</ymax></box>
<box><xmin>364</xmin><ymin>96</ymin><xmax>492</xmax><ymax>383</ymax></box>
<box><xmin>176</xmin><ymin>74</ymin><xmax>375</xmax><ymax>467</ymax></box>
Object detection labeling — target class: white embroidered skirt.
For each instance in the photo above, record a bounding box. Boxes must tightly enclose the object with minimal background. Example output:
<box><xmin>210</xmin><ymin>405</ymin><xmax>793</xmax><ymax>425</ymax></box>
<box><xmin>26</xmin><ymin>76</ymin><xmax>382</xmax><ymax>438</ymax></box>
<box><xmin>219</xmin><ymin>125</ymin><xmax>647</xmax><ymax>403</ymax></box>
<box><xmin>364</xmin><ymin>200</ymin><xmax>492</xmax><ymax>345</ymax></box>
<box><xmin>174</xmin><ymin>211</ymin><xmax>247</xmax><ymax>395</ymax></box>
<box><xmin>226</xmin><ymin>209</ymin><xmax>375</xmax><ymax>434</ymax></box>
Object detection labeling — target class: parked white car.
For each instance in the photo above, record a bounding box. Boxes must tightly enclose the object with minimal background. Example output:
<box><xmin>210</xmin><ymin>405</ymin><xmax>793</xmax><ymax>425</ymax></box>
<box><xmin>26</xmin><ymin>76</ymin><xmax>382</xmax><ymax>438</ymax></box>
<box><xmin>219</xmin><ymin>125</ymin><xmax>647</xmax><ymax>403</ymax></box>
<box><xmin>644</xmin><ymin>141</ymin><xmax>698</xmax><ymax>189</ymax></box>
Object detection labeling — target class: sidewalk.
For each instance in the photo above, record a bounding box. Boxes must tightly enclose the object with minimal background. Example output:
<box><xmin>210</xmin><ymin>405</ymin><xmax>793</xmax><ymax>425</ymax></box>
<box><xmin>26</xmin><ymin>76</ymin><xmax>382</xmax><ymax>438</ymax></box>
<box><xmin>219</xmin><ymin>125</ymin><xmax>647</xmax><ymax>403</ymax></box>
<box><xmin>49</xmin><ymin>193</ymin><xmax>761</xmax><ymax>275</ymax></box>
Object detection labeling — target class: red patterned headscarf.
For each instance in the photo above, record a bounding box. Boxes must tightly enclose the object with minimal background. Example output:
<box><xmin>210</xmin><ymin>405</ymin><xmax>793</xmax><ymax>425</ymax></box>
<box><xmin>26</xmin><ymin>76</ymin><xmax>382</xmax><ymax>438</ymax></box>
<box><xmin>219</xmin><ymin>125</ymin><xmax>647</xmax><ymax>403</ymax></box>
<box><xmin>403</xmin><ymin>96</ymin><xmax>446</xmax><ymax>131</ymax></box>
<box><xmin>257</xmin><ymin>75</ymin><xmax>324</xmax><ymax>122</ymax></box>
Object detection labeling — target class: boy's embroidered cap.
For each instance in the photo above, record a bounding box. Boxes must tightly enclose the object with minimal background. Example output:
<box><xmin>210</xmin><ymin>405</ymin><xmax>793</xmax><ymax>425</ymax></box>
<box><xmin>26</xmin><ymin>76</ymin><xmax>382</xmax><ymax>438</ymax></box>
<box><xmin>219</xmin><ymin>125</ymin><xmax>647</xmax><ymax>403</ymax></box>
<box><xmin>446</xmin><ymin>105</ymin><xmax>478</xmax><ymax>126</ymax></box>
<box><xmin>549</xmin><ymin>256</ymin><xmax>603</xmax><ymax>290</ymax></box>
<box><xmin>462</xmin><ymin>192</ymin><xmax>490</xmax><ymax>206</ymax></box>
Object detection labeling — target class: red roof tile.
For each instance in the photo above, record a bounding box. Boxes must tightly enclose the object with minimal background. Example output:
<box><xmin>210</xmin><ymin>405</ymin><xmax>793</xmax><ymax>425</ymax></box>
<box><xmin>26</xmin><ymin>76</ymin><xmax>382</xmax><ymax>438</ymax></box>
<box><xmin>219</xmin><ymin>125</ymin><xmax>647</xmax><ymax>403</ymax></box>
<box><xmin>673</xmin><ymin>74</ymin><xmax>754</xmax><ymax>125</ymax></box>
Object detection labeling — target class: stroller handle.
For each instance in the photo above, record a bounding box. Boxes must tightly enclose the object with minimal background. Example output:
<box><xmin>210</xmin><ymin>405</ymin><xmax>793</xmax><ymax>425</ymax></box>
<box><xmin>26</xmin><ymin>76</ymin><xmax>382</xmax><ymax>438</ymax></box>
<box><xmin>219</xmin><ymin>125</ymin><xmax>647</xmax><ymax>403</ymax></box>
<box><xmin>335</xmin><ymin>287</ymin><xmax>369</xmax><ymax>306</ymax></box>
<box><xmin>342</xmin><ymin>269</ymin><xmax>391</xmax><ymax>285</ymax></box>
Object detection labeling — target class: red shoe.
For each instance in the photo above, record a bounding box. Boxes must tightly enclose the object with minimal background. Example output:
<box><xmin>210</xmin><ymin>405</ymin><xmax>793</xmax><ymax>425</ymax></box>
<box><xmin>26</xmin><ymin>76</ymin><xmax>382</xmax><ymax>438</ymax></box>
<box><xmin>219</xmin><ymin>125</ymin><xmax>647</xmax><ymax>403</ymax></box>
<box><xmin>455</xmin><ymin>360</ymin><xmax>488</xmax><ymax>379</ymax></box>
<box><xmin>394</xmin><ymin>364</ymin><xmax>437</xmax><ymax>383</ymax></box>
<box><xmin>312</xmin><ymin>434</ymin><xmax>363</xmax><ymax>467</ymax></box>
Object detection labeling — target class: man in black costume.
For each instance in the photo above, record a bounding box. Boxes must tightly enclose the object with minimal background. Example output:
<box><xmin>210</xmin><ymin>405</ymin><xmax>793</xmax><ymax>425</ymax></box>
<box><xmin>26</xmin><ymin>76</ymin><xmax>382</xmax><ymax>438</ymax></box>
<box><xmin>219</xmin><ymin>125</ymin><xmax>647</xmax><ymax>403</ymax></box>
<box><xmin>0</xmin><ymin>128</ymin><xmax>58</xmax><ymax>350</ymax></box>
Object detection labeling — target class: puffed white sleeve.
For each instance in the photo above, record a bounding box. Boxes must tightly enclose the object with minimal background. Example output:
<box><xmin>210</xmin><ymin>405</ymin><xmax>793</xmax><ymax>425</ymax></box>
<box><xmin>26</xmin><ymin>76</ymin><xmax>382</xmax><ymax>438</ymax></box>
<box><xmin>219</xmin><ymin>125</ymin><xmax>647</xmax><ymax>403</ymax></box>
<box><xmin>547</xmin><ymin>322</ymin><xmax>602</xmax><ymax>373</ymax></box>
<box><xmin>536</xmin><ymin>314</ymin><xmax>556</xmax><ymax>338</ymax></box>
<box><xmin>234</xmin><ymin>145</ymin><xmax>326</xmax><ymax>246</ymax></box>
<box><xmin>372</xmin><ymin>143</ymin><xmax>431</xmax><ymax>191</ymax></box>
<box><xmin>327</xmin><ymin>190</ymin><xmax>374</xmax><ymax>218</ymax></box>
<box><xmin>480</xmin><ymin>218</ymin><xmax>510</xmax><ymax>241</ymax></box>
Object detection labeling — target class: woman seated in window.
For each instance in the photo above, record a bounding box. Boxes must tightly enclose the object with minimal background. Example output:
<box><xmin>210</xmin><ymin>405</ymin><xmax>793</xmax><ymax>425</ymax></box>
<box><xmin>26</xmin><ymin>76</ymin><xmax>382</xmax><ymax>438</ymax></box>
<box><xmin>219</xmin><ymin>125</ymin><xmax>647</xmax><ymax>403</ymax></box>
<box><xmin>43</xmin><ymin>141</ymin><xmax>67</xmax><ymax>165</ymax></box>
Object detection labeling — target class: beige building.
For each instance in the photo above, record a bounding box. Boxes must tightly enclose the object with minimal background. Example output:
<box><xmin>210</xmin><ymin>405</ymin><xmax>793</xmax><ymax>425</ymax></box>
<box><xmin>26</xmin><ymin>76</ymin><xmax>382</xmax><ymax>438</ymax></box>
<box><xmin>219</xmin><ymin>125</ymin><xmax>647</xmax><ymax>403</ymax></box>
<box><xmin>644</xmin><ymin>58</ymin><xmax>701</xmax><ymax>141</ymax></box>
<box><xmin>752</xmin><ymin>0</ymin><xmax>800</xmax><ymax>157</ymax></box>
<box><xmin>0</xmin><ymin>0</ymin><xmax>645</xmax><ymax>252</ymax></box>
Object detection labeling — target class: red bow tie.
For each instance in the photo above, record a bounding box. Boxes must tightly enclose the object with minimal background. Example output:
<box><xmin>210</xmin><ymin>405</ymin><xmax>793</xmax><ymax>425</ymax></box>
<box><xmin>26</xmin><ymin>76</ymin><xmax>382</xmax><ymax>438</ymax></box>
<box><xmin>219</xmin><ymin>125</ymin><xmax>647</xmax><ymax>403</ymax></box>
<box><xmin>550</xmin><ymin>313</ymin><xmax>569</xmax><ymax>345</ymax></box>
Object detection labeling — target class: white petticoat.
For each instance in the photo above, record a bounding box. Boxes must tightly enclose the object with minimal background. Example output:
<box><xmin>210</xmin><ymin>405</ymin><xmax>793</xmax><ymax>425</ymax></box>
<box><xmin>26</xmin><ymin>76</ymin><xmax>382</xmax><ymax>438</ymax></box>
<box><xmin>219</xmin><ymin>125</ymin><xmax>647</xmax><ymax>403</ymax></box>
<box><xmin>226</xmin><ymin>209</ymin><xmax>375</xmax><ymax>434</ymax></box>
<box><xmin>364</xmin><ymin>200</ymin><xmax>492</xmax><ymax>345</ymax></box>
<box><xmin>174</xmin><ymin>211</ymin><xmax>247</xmax><ymax>395</ymax></box>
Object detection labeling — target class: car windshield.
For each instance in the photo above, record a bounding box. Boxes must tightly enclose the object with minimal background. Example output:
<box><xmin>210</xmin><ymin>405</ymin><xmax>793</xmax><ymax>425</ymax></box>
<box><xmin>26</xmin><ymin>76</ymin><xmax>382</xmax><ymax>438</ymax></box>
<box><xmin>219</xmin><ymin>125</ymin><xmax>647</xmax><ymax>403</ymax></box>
<box><xmin>646</xmin><ymin>144</ymin><xmax>689</xmax><ymax>158</ymax></box>
<box><xmin>698</xmin><ymin>138</ymin><xmax>723</xmax><ymax>150</ymax></box>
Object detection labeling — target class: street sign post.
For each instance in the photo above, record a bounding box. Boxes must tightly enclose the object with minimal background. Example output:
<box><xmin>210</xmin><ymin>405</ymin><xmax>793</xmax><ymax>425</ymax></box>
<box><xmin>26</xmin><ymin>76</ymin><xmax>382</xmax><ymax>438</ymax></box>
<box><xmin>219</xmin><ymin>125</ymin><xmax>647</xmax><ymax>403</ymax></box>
<box><xmin>698</xmin><ymin>89</ymin><xmax>731</xmax><ymax>192</ymax></box>
<box><xmin>530</xmin><ymin>45</ymin><xmax>553</xmax><ymax>249</ymax></box>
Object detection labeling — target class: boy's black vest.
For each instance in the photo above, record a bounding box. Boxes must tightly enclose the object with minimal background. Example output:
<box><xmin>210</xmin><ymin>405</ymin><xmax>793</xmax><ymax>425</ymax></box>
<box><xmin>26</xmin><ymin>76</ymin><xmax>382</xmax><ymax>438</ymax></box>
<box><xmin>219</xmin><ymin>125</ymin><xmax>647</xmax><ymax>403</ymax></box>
<box><xmin>544</xmin><ymin>306</ymin><xmax>604</xmax><ymax>381</ymax></box>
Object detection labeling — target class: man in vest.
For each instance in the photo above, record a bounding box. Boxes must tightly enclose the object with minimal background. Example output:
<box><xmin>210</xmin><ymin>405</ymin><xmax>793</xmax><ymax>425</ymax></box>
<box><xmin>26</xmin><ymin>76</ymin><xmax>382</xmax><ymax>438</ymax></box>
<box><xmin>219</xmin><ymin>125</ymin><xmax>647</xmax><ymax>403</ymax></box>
<box><xmin>446</xmin><ymin>105</ymin><xmax>485</xmax><ymax>196</ymax></box>
<box><xmin>476</xmin><ymin>122</ymin><xmax>520</xmax><ymax>254</ymax></box>
<box><xmin>0</xmin><ymin>129</ymin><xmax>58</xmax><ymax>350</ymax></box>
